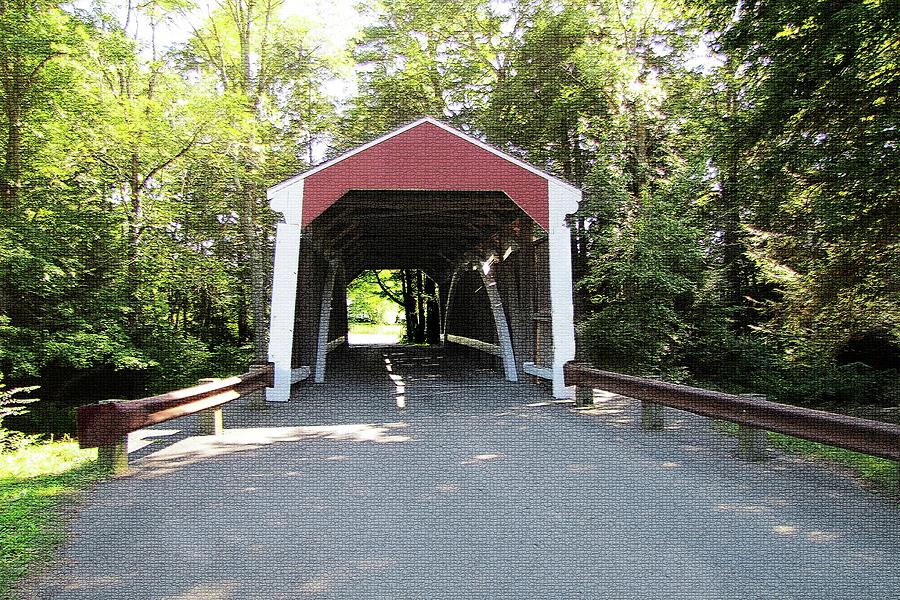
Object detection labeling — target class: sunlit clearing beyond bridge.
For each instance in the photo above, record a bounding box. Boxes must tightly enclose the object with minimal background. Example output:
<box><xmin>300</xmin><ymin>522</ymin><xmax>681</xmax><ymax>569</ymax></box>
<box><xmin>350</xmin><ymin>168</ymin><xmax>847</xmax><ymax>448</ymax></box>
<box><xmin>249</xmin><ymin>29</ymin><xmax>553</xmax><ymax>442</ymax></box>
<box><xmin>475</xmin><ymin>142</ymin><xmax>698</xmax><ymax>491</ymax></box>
<box><xmin>28</xmin><ymin>345</ymin><xmax>900</xmax><ymax>599</ymax></box>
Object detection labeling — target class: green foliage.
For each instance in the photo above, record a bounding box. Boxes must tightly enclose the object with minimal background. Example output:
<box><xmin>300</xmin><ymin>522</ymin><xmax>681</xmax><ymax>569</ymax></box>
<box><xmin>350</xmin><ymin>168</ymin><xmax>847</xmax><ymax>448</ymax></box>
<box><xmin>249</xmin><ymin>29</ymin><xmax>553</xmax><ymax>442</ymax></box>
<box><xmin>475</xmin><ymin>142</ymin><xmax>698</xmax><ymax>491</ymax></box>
<box><xmin>706</xmin><ymin>0</ymin><xmax>900</xmax><ymax>365</ymax></box>
<box><xmin>347</xmin><ymin>270</ymin><xmax>404</xmax><ymax>324</ymax></box>
<box><xmin>0</xmin><ymin>380</ymin><xmax>39</xmax><ymax>453</ymax></box>
<box><xmin>0</xmin><ymin>1</ymin><xmax>338</xmax><ymax>433</ymax></box>
<box><xmin>767</xmin><ymin>433</ymin><xmax>900</xmax><ymax>493</ymax></box>
<box><xmin>579</xmin><ymin>195</ymin><xmax>705</xmax><ymax>373</ymax></box>
<box><xmin>137</xmin><ymin>325</ymin><xmax>250</xmax><ymax>392</ymax></box>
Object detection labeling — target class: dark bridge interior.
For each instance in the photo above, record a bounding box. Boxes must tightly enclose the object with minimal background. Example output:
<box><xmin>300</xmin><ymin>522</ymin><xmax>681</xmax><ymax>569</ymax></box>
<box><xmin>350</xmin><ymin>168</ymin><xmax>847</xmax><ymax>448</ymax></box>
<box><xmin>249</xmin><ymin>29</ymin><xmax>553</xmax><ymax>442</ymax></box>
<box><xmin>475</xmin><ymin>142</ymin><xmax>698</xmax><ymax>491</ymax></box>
<box><xmin>291</xmin><ymin>189</ymin><xmax>554</xmax><ymax>384</ymax></box>
<box><xmin>302</xmin><ymin>190</ymin><xmax>530</xmax><ymax>280</ymax></box>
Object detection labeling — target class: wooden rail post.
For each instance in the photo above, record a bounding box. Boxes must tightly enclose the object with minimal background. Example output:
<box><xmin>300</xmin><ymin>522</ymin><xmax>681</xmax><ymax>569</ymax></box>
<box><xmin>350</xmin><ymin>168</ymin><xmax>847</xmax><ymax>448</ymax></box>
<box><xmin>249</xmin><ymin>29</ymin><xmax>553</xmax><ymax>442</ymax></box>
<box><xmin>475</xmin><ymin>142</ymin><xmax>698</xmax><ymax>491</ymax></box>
<box><xmin>736</xmin><ymin>394</ymin><xmax>769</xmax><ymax>461</ymax></box>
<box><xmin>575</xmin><ymin>385</ymin><xmax>593</xmax><ymax>407</ymax></box>
<box><xmin>641</xmin><ymin>402</ymin><xmax>666</xmax><ymax>430</ymax></box>
<box><xmin>639</xmin><ymin>375</ymin><xmax>666</xmax><ymax>430</ymax></box>
<box><xmin>197</xmin><ymin>379</ymin><xmax>225</xmax><ymax>435</ymax></box>
<box><xmin>96</xmin><ymin>399</ymin><xmax>128</xmax><ymax>475</ymax></box>
<box><xmin>736</xmin><ymin>425</ymin><xmax>768</xmax><ymax>461</ymax></box>
<box><xmin>247</xmin><ymin>362</ymin><xmax>270</xmax><ymax>409</ymax></box>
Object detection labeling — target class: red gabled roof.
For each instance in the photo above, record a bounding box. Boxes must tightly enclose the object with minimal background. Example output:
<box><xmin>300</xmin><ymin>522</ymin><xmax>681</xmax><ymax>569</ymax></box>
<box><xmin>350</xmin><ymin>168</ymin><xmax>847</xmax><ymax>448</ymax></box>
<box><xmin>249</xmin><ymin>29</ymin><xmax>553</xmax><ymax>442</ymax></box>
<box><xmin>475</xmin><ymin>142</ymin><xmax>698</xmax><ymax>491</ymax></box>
<box><xmin>268</xmin><ymin>117</ymin><xmax>579</xmax><ymax>230</ymax></box>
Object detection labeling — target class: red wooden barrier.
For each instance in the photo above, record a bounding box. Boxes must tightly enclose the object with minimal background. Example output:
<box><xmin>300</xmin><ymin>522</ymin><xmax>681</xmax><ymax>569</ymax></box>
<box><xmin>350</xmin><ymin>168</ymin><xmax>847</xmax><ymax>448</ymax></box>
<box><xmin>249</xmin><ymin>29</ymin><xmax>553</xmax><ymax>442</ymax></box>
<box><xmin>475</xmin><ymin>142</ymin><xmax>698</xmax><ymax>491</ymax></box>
<box><xmin>565</xmin><ymin>361</ymin><xmax>900</xmax><ymax>462</ymax></box>
<box><xmin>76</xmin><ymin>363</ymin><xmax>273</xmax><ymax>450</ymax></box>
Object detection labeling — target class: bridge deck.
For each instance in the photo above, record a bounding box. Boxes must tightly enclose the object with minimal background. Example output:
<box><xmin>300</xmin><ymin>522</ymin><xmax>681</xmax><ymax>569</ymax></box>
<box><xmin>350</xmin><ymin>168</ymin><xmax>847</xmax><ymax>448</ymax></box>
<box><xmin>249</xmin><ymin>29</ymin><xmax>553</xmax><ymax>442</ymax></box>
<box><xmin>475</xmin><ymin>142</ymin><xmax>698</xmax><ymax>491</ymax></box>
<box><xmin>28</xmin><ymin>345</ymin><xmax>900</xmax><ymax>599</ymax></box>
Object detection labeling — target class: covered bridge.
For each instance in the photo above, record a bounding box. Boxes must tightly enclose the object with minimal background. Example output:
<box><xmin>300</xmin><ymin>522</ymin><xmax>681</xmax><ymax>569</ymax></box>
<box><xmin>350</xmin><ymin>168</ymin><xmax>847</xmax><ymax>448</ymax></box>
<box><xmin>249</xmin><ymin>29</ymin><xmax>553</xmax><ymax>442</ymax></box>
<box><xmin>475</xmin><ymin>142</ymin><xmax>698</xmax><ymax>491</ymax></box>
<box><xmin>265</xmin><ymin>117</ymin><xmax>581</xmax><ymax>401</ymax></box>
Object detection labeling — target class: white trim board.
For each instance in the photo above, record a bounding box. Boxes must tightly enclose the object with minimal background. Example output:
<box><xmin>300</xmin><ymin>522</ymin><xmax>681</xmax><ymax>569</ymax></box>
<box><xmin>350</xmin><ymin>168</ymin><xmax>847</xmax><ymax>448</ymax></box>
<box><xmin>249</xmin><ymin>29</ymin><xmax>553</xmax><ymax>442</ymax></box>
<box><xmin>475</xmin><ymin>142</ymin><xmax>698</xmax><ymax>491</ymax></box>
<box><xmin>523</xmin><ymin>362</ymin><xmax>553</xmax><ymax>380</ymax></box>
<box><xmin>446</xmin><ymin>334</ymin><xmax>502</xmax><ymax>356</ymax></box>
<box><xmin>291</xmin><ymin>366</ymin><xmax>311</xmax><ymax>384</ymax></box>
<box><xmin>326</xmin><ymin>336</ymin><xmax>345</xmax><ymax>353</ymax></box>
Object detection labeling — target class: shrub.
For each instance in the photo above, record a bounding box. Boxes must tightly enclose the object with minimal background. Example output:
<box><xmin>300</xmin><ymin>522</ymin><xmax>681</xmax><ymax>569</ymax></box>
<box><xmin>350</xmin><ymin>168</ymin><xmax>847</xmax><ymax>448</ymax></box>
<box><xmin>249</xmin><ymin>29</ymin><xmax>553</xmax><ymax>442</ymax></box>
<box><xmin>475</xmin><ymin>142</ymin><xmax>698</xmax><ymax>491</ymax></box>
<box><xmin>0</xmin><ymin>379</ymin><xmax>39</xmax><ymax>453</ymax></box>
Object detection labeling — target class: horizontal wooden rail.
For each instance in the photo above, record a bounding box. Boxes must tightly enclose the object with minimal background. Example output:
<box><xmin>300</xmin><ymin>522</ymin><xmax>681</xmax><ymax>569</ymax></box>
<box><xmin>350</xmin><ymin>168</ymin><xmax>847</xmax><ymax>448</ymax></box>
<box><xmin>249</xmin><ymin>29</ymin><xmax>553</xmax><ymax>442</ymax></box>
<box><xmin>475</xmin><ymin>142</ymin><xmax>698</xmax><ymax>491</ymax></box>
<box><xmin>565</xmin><ymin>362</ymin><xmax>900</xmax><ymax>462</ymax></box>
<box><xmin>76</xmin><ymin>362</ymin><xmax>274</xmax><ymax>449</ymax></box>
<box><xmin>446</xmin><ymin>334</ymin><xmax>502</xmax><ymax>356</ymax></box>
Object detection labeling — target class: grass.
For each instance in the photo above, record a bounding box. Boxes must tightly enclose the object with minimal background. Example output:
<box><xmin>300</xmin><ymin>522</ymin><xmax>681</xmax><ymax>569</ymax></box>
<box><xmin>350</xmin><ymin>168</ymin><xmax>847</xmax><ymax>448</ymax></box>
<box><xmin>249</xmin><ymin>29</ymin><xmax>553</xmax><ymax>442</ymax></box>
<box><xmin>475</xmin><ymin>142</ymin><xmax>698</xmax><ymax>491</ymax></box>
<box><xmin>0</xmin><ymin>440</ymin><xmax>103</xmax><ymax>599</ymax></box>
<box><xmin>711</xmin><ymin>420</ymin><xmax>898</xmax><ymax>493</ymax></box>
<box><xmin>348</xmin><ymin>322</ymin><xmax>403</xmax><ymax>336</ymax></box>
<box><xmin>767</xmin><ymin>433</ymin><xmax>899</xmax><ymax>492</ymax></box>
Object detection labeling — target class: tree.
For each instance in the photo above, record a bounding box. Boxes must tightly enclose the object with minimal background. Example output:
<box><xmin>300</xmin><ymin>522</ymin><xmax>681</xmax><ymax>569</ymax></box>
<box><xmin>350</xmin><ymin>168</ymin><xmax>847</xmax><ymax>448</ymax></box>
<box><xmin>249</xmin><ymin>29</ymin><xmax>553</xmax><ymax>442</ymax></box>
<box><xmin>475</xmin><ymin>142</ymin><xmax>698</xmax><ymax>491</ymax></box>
<box><xmin>88</xmin><ymin>4</ymin><xmax>223</xmax><ymax>323</ymax></box>
<box><xmin>707</xmin><ymin>0</ymin><xmax>900</xmax><ymax>364</ymax></box>
<box><xmin>0</xmin><ymin>0</ymin><xmax>87</xmax><ymax>211</ymax></box>
<box><xmin>180</xmin><ymin>0</ymin><xmax>341</xmax><ymax>360</ymax></box>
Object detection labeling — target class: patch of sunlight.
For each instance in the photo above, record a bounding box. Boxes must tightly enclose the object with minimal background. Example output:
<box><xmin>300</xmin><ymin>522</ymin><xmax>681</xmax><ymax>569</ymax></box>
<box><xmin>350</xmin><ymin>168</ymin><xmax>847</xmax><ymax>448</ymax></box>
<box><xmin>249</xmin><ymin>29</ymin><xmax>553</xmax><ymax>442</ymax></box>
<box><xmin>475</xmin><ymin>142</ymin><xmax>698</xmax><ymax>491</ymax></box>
<box><xmin>464</xmin><ymin>453</ymin><xmax>503</xmax><ymax>464</ymax></box>
<box><xmin>566</xmin><ymin>463</ymin><xmax>598</xmax><ymax>473</ymax></box>
<box><xmin>436</xmin><ymin>483</ymin><xmax>459</xmax><ymax>493</ymax></box>
<box><xmin>661</xmin><ymin>462</ymin><xmax>680</xmax><ymax>469</ymax></box>
<box><xmin>164</xmin><ymin>582</ymin><xmax>237</xmax><ymax>599</ymax></box>
<box><xmin>772</xmin><ymin>525</ymin><xmax>798</xmax><ymax>535</ymax></box>
<box><xmin>525</xmin><ymin>401</ymin><xmax>551</xmax><ymax>407</ymax></box>
<box><xmin>299</xmin><ymin>576</ymin><xmax>334</xmax><ymax>593</ymax></box>
<box><xmin>579</xmin><ymin>408</ymin><xmax>624</xmax><ymax>415</ymax></box>
<box><xmin>714</xmin><ymin>504</ymin><xmax>771</xmax><ymax>514</ymax></box>
<box><xmin>1</xmin><ymin>441</ymin><xmax>95</xmax><ymax>479</ymax></box>
<box><xmin>128</xmin><ymin>428</ymin><xmax>181</xmax><ymax>452</ymax></box>
<box><xmin>34</xmin><ymin>484</ymin><xmax>73</xmax><ymax>498</ymax></box>
<box><xmin>132</xmin><ymin>424</ymin><xmax>413</xmax><ymax>477</ymax></box>
<box><xmin>805</xmin><ymin>531</ymin><xmax>839</xmax><ymax>543</ymax></box>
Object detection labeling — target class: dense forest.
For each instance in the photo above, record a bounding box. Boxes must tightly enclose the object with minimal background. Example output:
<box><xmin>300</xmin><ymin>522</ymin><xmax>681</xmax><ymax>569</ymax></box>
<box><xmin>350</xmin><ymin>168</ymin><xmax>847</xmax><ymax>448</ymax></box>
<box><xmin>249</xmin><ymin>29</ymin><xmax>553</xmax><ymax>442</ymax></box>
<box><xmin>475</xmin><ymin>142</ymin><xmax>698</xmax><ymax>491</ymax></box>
<box><xmin>0</xmin><ymin>0</ymin><xmax>897</xmax><ymax>440</ymax></box>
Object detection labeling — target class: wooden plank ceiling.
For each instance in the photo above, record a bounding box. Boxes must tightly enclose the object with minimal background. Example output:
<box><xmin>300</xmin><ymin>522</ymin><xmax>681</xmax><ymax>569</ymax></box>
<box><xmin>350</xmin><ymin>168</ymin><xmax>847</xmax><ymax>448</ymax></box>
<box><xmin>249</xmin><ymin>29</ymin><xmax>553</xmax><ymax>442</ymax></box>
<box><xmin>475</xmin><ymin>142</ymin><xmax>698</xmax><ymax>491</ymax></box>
<box><xmin>304</xmin><ymin>190</ymin><xmax>532</xmax><ymax>281</ymax></box>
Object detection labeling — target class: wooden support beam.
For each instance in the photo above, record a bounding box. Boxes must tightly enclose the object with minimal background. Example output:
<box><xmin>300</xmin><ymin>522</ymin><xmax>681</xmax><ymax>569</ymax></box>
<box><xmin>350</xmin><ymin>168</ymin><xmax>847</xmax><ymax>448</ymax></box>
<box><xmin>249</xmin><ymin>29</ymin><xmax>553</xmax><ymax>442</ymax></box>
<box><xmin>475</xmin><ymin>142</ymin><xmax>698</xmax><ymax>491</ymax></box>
<box><xmin>736</xmin><ymin>425</ymin><xmax>768</xmax><ymax>461</ymax></box>
<box><xmin>575</xmin><ymin>385</ymin><xmax>593</xmax><ymax>407</ymax></box>
<box><xmin>314</xmin><ymin>260</ymin><xmax>338</xmax><ymax>383</ymax></box>
<box><xmin>480</xmin><ymin>267</ymin><xmax>517</xmax><ymax>382</ymax></box>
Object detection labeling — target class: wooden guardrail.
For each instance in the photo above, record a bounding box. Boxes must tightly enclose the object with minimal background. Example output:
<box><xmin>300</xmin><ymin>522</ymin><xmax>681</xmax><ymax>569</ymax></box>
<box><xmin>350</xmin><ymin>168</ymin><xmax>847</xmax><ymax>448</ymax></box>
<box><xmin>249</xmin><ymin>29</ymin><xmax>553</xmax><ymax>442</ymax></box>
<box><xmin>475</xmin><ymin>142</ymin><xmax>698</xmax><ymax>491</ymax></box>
<box><xmin>564</xmin><ymin>362</ymin><xmax>900</xmax><ymax>463</ymax></box>
<box><xmin>77</xmin><ymin>362</ymin><xmax>273</xmax><ymax>473</ymax></box>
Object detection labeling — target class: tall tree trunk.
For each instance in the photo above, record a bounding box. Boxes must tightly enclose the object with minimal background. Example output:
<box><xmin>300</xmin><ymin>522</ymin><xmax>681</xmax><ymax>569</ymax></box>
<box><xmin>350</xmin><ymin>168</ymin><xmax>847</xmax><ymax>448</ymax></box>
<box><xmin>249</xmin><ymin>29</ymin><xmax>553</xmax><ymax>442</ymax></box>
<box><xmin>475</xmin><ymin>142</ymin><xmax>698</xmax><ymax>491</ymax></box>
<box><xmin>401</xmin><ymin>269</ymin><xmax>417</xmax><ymax>342</ymax></box>
<box><xmin>241</xmin><ymin>188</ymin><xmax>267</xmax><ymax>361</ymax></box>
<box><xmin>237</xmin><ymin>293</ymin><xmax>250</xmax><ymax>342</ymax></box>
<box><xmin>233</xmin><ymin>0</ymin><xmax>269</xmax><ymax>362</ymax></box>
<box><xmin>425</xmin><ymin>276</ymin><xmax>440</xmax><ymax>344</ymax></box>
<box><xmin>0</xmin><ymin>104</ymin><xmax>22</xmax><ymax>211</ymax></box>
<box><xmin>626</xmin><ymin>100</ymin><xmax>648</xmax><ymax>202</ymax></box>
<box><xmin>126</xmin><ymin>156</ymin><xmax>144</xmax><ymax>326</ymax></box>
<box><xmin>415</xmin><ymin>270</ymin><xmax>426</xmax><ymax>343</ymax></box>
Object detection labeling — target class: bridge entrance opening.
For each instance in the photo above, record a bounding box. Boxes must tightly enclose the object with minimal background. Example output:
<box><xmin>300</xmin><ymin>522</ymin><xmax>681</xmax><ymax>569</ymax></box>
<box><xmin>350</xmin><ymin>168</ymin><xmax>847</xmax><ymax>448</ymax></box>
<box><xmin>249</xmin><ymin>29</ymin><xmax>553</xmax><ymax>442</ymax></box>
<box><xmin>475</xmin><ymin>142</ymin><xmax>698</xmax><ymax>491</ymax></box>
<box><xmin>265</xmin><ymin>117</ymin><xmax>580</xmax><ymax>400</ymax></box>
<box><xmin>346</xmin><ymin>269</ymin><xmax>441</xmax><ymax>346</ymax></box>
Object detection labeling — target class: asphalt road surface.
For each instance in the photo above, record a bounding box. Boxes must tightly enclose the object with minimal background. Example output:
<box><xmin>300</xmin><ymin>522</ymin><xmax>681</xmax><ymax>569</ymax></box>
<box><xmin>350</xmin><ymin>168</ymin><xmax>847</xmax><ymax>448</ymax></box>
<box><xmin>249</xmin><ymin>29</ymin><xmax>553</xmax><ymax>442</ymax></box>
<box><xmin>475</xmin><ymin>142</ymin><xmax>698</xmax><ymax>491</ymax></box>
<box><xmin>27</xmin><ymin>345</ymin><xmax>900</xmax><ymax>599</ymax></box>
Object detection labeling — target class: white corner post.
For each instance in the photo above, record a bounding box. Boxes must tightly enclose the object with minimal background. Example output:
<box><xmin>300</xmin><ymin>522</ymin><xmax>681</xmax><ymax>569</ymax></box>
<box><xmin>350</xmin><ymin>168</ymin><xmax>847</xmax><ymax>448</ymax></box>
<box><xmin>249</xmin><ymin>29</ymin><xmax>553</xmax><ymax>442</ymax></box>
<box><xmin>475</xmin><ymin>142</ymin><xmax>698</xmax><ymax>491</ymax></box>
<box><xmin>266</xmin><ymin>182</ymin><xmax>303</xmax><ymax>402</ymax></box>
<box><xmin>480</xmin><ymin>267</ymin><xmax>518</xmax><ymax>382</ymax></box>
<box><xmin>547</xmin><ymin>180</ymin><xmax>580</xmax><ymax>399</ymax></box>
<box><xmin>314</xmin><ymin>259</ymin><xmax>339</xmax><ymax>383</ymax></box>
